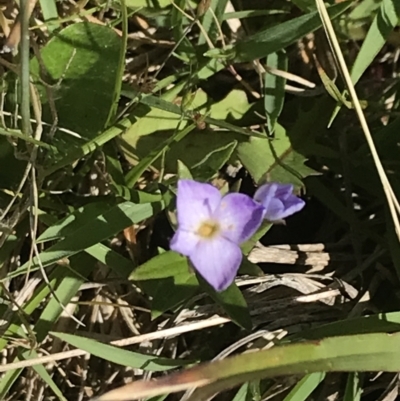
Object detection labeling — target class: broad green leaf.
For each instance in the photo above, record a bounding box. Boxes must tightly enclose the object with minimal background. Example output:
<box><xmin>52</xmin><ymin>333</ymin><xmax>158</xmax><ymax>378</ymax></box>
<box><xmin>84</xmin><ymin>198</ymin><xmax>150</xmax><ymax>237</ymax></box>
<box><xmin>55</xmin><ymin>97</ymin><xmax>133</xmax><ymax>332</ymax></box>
<box><xmin>130</xmin><ymin>247</ymin><xmax>199</xmax><ymax>316</ymax></box>
<box><xmin>191</xmin><ymin>141</ymin><xmax>237</xmax><ymax>180</ymax></box>
<box><xmin>237</xmin><ymin>124</ymin><xmax>316</xmax><ymax>187</ymax></box>
<box><xmin>349</xmin><ymin>0</ymin><xmax>382</xmax><ymax>20</ymax></box>
<box><xmin>151</xmin><ymin>273</ymin><xmax>199</xmax><ymax>318</ymax></box>
<box><xmin>41</xmin><ymin>116</ymin><xmax>134</xmax><ymax>177</ymax></box>
<box><xmin>238</xmin><ymin>257</ymin><xmax>263</xmax><ymax>277</ymax></box>
<box><xmin>218</xmin><ymin>3</ymin><xmax>351</xmax><ymax>62</ymax></box>
<box><xmin>96</xmin><ymin>332</ymin><xmax>400</xmax><ymax>401</ymax></box>
<box><xmin>125</xmin><ymin>122</ymin><xmax>197</xmax><ymax>187</ymax></box>
<box><xmin>12</xmin><ymin>202</ymin><xmax>154</xmax><ymax>278</ymax></box>
<box><xmin>177</xmin><ymin>160</ymin><xmax>194</xmax><ymax>180</ymax></box>
<box><xmin>37</xmin><ymin>201</ymin><xmax>114</xmax><ymax>243</ymax></box>
<box><xmin>199</xmin><ymin>276</ymin><xmax>252</xmax><ymax>330</ymax></box>
<box><xmin>130</xmin><ymin>251</ymin><xmax>192</xmax><ymax>281</ymax></box>
<box><xmin>31</xmin><ymin>22</ymin><xmax>121</xmax><ymax>140</ymax></box>
<box><xmin>85</xmin><ymin>243</ymin><xmax>134</xmax><ymax>278</ymax></box>
<box><xmin>51</xmin><ymin>332</ymin><xmax>189</xmax><ymax>371</ymax></box>
<box><xmin>134</xmin><ymin>90</ymin><xmax>262</xmax><ymax>138</ymax></box>
<box><xmin>120</xmin><ymin>89</ymin><xmax>254</xmax><ymax>179</ymax></box>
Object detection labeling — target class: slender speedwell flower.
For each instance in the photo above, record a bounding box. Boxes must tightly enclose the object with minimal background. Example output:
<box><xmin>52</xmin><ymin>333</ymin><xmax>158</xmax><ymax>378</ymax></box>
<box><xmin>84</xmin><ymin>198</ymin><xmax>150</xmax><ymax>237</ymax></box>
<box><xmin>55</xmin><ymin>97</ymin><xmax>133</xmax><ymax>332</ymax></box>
<box><xmin>254</xmin><ymin>182</ymin><xmax>305</xmax><ymax>222</ymax></box>
<box><xmin>170</xmin><ymin>180</ymin><xmax>264</xmax><ymax>291</ymax></box>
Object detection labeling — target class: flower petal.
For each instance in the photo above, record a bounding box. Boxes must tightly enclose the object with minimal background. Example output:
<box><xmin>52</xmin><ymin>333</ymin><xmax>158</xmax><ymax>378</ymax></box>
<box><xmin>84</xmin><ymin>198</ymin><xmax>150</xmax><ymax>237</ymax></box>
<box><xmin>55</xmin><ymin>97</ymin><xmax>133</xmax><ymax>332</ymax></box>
<box><xmin>262</xmin><ymin>197</ymin><xmax>286</xmax><ymax>221</ymax></box>
<box><xmin>215</xmin><ymin>193</ymin><xmax>264</xmax><ymax>244</ymax></box>
<box><xmin>253</xmin><ymin>182</ymin><xmax>279</xmax><ymax>207</ymax></box>
<box><xmin>274</xmin><ymin>183</ymin><xmax>294</xmax><ymax>199</ymax></box>
<box><xmin>175</xmin><ymin>180</ymin><xmax>221</xmax><ymax>232</ymax></box>
<box><xmin>189</xmin><ymin>237</ymin><xmax>242</xmax><ymax>291</ymax></box>
<box><xmin>277</xmin><ymin>196</ymin><xmax>305</xmax><ymax>220</ymax></box>
<box><xmin>170</xmin><ymin>229</ymin><xmax>200</xmax><ymax>256</ymax></box>
<box><xmin>254</xmin><ymin>182</ymin><xmax>305</xmax><ymax>221</ymax></box>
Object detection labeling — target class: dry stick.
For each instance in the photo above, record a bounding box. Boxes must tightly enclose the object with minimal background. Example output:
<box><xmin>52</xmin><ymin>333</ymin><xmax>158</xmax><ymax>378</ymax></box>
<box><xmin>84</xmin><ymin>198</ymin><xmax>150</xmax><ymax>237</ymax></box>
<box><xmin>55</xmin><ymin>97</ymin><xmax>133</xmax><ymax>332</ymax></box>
<box><xmin>315</xmin><ymin>0</ymin><xmax>400</xmax><ymax>239</ymax></box>
<box><xmin>0</xmin><ymin>316</ymin><xmax>230</xmax><ymax>373</ymax></box>
<box><xmin>208</xmin><ymin>7</ymin><xmax>260</xmax><ymax>99</ymax></box>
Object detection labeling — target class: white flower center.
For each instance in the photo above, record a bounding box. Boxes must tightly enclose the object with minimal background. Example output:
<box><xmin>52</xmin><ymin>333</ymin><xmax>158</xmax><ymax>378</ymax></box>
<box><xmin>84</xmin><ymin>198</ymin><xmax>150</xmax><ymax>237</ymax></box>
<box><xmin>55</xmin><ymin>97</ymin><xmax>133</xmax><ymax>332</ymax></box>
<box><xmin>197</xmin><ymin>220</ymin><xmax>220</xmax><ymax>239</ymax></box>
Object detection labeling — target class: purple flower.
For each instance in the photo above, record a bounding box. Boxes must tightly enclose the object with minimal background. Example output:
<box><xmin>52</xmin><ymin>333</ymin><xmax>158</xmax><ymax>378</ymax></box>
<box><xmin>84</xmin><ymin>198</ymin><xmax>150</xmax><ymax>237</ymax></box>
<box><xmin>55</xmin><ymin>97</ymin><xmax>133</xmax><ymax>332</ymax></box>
<box><xmin>254</xmin><ymin>182</ymin><xmax>305</xmax><ymax>221</ymax></box>
<box><xmin>170</xmin><ymin>180</ymin><xmax>265</xmax><ymax>291</ymax></box>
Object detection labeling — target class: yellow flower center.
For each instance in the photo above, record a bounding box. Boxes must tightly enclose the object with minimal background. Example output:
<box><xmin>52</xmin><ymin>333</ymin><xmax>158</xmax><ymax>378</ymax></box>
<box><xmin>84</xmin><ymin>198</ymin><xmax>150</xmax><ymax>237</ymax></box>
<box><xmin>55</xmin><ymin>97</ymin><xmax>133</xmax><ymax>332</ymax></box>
<box><xmin>197</xmin><ymin>220</ymin><xmax>220</xmax><ymax>239</ymax></box>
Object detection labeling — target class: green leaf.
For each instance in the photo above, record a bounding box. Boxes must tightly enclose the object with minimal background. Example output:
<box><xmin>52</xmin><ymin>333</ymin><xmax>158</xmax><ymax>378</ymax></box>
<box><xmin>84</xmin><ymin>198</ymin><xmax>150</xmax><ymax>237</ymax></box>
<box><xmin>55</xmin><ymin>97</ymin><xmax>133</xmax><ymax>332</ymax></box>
<box><xmin>343</xmin><ymin>372</ymin><xmax>362</xmax><ymax>401</ymax></box>
<box><xmin>120</xmin><ymin>89</ymin><xmax>256</xmax><ymax>180</ymax></box>
<box><xmin>232</xmin><ymin>3</ymin><xmax>351</xmax><ymax>62</ymax></box>
<box><xmin>198</xmin><ymin>0</ymin><xmax>228</xmax><ymax>46</ymax></box>
<box><xmin>13</xmin><ymin>202</ymin><xmax>155</xmax><ymax>278</ymax></box>
<box><xmin>291</xmin><ymin>311</ymin><xmax>400</xmax><ymax>340</ymax></box>
<box><xmin>0</xmin><ymin>235</ymin><xmax>17</xmax><ymax>268</ymax></box>
<box><xmin>283</xmin><ymin>373</ymin><xmax>325</xmax><ymax>401</ymax></box>
<box><xmin>105</xmin><ymin>0</ymin><xmax>128</xmax><ymax>126</ymax></box>
<box><xmin>151</xmin><ymin>273</ymin><xmax>199</xmax><ymax>318</ymax></box>
<box><xmin>41</xmin><ymin>116</ymin><xmax>134</xmax><ymax>177</ymax></box>
<box><xmin>351</xmin><ymin>0</ymin><xmax>400</xmax><ymax>85</ymax></box>
<box><xmin>85</xmin><ymin>243</ymin><xmax>134</xmax><ymax>279</ymax></box>
<box><xmin>31</xmin><ymin>22</ymin><xmax>122</xmax><ymax>140</ymax></box>
<box><xmin>37</xmin><ymin>201</ymin><xmax>114</xmax><ymax>243</ymax></box>
<box><xmin>39</xmin><ymin>0</ymin><xmax>59</xmax><ymax>32</ymax></box>
<box><xmin>191</xmin><ymin>141</ymin><xmax>237</xmax><ymax>180</ymax></box>
<box><xmin>177</xmin><ymin>160</ymin><xmax>194</xmax><ymax>180</ymax></box>
<box><xmin>330</xmin><ymin>0</ymin><xmax>400</xmax><ymax>123</ymax></box>
<box><xmin>125</xmin><ymin>0</ymin><xmax>170</xmax><ymax>8</ymax></box>
<box><xmin>199</xmin><ymin>276</ymin><xmax>252</xmax><ymax>330</ymax></box>
<box><xmin>132</xmin><ymin>251</ymin><xmax>199</xmax><ymax>317</ymax></box>
<box><xmin>0</xmin><ymin>368</ymin><xmax>23</xmax><ymax>400</ymax></box>
<box><xmin>99</xmin><ymin>332</ymin><xmax>400</xmax><ymax>400</ymax></box>
<box><xmin>237</xmin><ymin>124</ymin><xmax>316</xmax><ymax>187</ymax></box>
<box><xmin>21</xmin><ymin>349</ymin><xmax>68</xmax><ymax>401</ymax></box>
<box><xmin>264</xmin><ymin>52</ymin><xmax>287</xmax><ymax>133</ymax></box>
<box><xmin>125</xmin><ymin>122</ymin><xmax>198</xmax><ymax>187</ymax></box>
<box><xmin>238</xmin><ymin>257</ymin><xmax>263</xmax><ymax>277</ymax></box>
<box><xmin>0</xmin><ymin>254</ymin><xmax>97</xmax><ymax>393</ymax></box>
<box><xmin>241</xmin><ymin>221</ymin><xmax>272</xmax><ymax>256</ymax></box>
<box><xmin>51</xmin><ymin>332</ymin><xmax>189</xmax><ymax>371</ymax></box>
<box><xmin>35</xmin><ymin>253</ymin><xmax>96</xmax><ymax>342</ymax></box>
<box><xmin>130</xmin><ymin>251</ymin><xmax>193</xmax><ymax>281</ymax></box>
<box><xmin>232</xmin><ymin>383</ymin><xmax>249</xmax><ymax>401</ymax></box>
<box><xmin>223</xmin><ymin>10</ymin><xmax>286</xmax><ymax>20</ymax></box>
<box><xmin>0</xmin><ymin>137</ymin><xmax>26</xmax><ymax>201</ymax></box>
<box><xmin>349</xmin><ymin>0</ymin><xmax>381</xmax><ymax>20</ymax></box>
